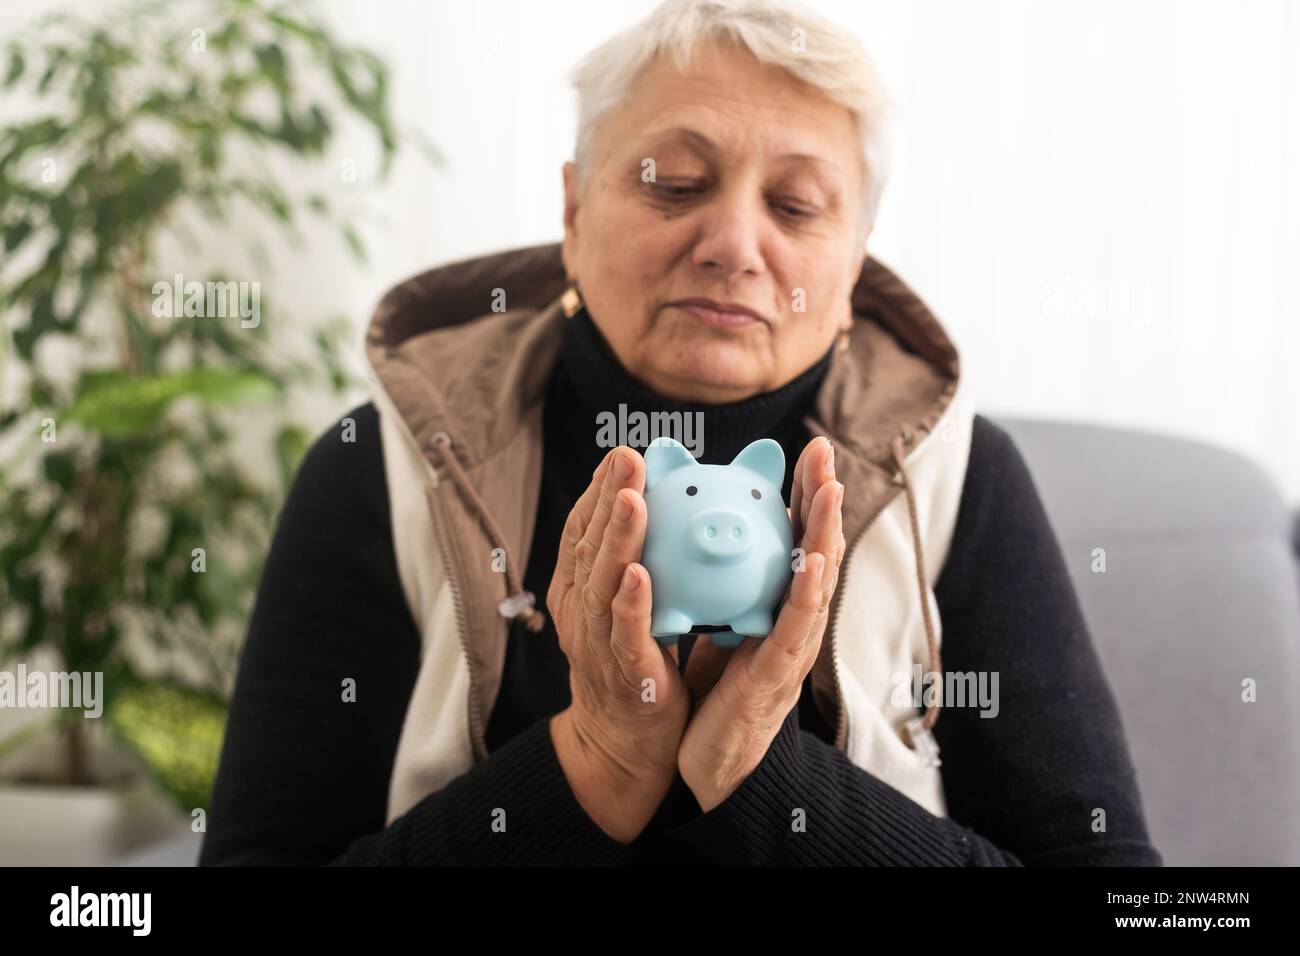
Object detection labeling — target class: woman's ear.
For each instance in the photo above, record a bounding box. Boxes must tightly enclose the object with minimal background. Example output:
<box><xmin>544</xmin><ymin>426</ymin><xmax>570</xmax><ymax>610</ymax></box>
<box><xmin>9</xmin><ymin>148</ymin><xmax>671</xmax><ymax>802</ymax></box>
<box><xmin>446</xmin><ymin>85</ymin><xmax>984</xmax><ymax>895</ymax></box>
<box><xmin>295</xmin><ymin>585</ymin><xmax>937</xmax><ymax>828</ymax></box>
<box><xmin>562</xmin><ymin>162</ymin><xmax>579</xmax><ymax>228</ymax></box>
<box><xmin>562</xmin><ymin>161</ymin><xmax>581</xmax><ymax>281</ymax></box>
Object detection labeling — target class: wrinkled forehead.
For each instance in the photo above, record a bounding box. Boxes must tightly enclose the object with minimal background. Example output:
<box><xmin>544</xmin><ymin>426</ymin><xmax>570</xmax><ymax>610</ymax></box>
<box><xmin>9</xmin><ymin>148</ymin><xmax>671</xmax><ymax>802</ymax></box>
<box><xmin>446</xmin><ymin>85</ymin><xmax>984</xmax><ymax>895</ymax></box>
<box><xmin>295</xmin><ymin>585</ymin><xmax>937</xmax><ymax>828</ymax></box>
<box><xmin>600</xmin><ymin>48</ymin><xmax>865</xmax><ymax>197</ymax></box>
<box><xmin>640</xmin><ymin>121</ymin><xmax>850</xmax><ymax>177</ymax></box>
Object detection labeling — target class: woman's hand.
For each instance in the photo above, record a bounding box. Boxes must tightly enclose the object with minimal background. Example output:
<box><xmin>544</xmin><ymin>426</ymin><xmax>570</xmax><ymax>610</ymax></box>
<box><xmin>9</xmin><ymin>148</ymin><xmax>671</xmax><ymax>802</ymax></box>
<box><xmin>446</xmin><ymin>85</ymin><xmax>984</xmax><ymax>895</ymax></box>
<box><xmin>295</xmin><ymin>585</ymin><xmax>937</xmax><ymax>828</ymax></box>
<box><xmin>548</xmin><ymin>446</ymin><xmax>691</xmax><ymax>843</ymax></box>
<box><xmin>678</xmin><ymin>437</ymin><xmax>845</xmax><ymax>812</ymax></box>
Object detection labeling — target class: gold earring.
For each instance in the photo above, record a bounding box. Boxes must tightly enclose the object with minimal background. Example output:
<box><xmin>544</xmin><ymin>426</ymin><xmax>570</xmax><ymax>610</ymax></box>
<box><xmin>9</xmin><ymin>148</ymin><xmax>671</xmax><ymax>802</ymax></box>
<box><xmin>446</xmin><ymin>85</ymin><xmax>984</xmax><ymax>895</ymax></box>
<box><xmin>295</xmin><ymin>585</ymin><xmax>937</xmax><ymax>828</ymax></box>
<box><xmin>836</xmin><ymin>328</ymin><xmax>851</xmax><ymax>353</ymax></box>
<box><xmin>560</xmin><ymin>283</ymin><xmax>583</xmax><ymax>319</ymax></box>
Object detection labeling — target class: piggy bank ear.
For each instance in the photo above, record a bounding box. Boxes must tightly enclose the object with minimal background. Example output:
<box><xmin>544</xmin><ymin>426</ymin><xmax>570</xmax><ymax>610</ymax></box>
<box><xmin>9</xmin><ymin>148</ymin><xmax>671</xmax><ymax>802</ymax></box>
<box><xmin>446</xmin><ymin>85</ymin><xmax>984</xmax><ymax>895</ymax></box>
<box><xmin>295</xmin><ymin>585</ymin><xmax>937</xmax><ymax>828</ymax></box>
<box><xmin>731</xmin><ymin>439</ymin><xmax>785</xmax><ymax>489</ymax></box>
<box><xmin>645</xmin><ymin>437</ymin><xmax>696</xmax><ymax>491</ymax></box>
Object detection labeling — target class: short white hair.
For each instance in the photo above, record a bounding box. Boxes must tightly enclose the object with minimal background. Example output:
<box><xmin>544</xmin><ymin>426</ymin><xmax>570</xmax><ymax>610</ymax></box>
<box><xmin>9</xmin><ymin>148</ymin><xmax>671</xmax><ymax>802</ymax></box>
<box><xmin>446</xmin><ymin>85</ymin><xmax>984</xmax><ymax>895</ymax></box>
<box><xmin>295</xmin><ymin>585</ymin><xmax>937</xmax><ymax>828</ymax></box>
<box><xmin>569</xmin><ymin>0</ymin><xmax>894</xmax><ymax>238</ymax></box>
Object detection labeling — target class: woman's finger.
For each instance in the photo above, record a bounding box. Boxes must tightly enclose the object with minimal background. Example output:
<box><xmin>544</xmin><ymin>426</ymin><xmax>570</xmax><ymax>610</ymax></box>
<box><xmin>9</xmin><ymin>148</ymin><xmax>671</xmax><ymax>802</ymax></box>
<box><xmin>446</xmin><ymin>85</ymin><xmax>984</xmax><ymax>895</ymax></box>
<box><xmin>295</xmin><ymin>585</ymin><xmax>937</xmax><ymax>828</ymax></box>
<box><xmin>802</xmin><ymin>440</ymin><xmax>835</xmax><ymax>539</ymax></box>
<box><xmin>607</xmin><ymin>562</ymin><xmax>668</xmax><ymax>694</ymax></box>
<box><xmin>582</xmin><ymin>486</ymin><xmax>646</xmax><ymax>645</ymax></box>
<box><xmin>790</xmin><ymin>440</ymin><xmax>810</xmax><ymax>544</ymax></box>
<box><xmin>752</xmin><ymin>552</ymin><xmax>825</xmax><ymax>687</ymax></box>
<box><xmin>801</xmin><ymin>478</ymin><xmax>846</xmax><ymax>605</ymax></box>
<box><xmin>574</xmin><ymin>447</ymin><xmax>642</xmax><ymax>591</ymax></box>
<box><xmin>792</xmin><ymin>437</ymin><xmax>833</xmax><ymax>544</ymax></box>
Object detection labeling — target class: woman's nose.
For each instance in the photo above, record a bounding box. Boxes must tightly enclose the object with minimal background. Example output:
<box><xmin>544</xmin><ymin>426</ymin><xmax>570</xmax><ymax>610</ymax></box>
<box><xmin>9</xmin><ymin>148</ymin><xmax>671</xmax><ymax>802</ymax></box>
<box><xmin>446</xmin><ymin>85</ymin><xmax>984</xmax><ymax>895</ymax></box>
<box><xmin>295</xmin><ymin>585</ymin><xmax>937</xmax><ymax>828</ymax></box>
<box><xmin>688</xmin><ymin>187</ymin><xmax>767</xmax><ymax>278</ymax></box>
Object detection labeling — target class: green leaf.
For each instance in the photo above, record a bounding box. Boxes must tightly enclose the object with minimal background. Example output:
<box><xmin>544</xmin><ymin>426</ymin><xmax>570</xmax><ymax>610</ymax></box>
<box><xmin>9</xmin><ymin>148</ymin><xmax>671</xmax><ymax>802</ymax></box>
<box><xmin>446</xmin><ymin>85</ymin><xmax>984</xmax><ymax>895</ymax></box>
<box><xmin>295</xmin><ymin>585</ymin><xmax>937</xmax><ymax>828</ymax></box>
<box><xmin>3</xmin><ymin>220</ymin><xmax>32</xmax><ymax>253</ymax></box>
<box><xmin>253</xmin><ymin>43</ymin><xmax>287</xmax><ymax>93</ymax></box>
<box><xmin>341</xmin><ymin>222</ymin><xmax>366</xmax><ymax>263</ymax></box>
<box><xmin>266</xmin><ymin>11</ymin><xmax>325</xmax><ymax>47</ymax></box>
<box><xmin>12</xmin><ymin>289</ymin><xmax>66</xmax><ymax>360</ymax></box>
<box><xmin>14</xmin><ymin>574</ymin><xmax>48</xmax><ymax>652</ymax></box>
<box><xmin>64</xmin><ymin>369</ymin><xmax>279</xmax><ymax>437</ymax></box>
<box><xmin>3</xmin><ymin>47</ymin><xmax>24</xmax><ymax>88</ymax></box>
<box><xmin>274</xmin><ymin>423</ymin><xmax>309</xmax><ymax>489</ymax></box>
<box><xmin>106</xmin><ymin>679</ymin><xmax>228</xmax><ymax>813</ymax></box>
<box><xmin>0</xmin><ymin>118</ymin><xmax>68</xmax><ymax>177</ymax></box>
<box><xmin>35</xmin><ymin>49</ymin><xmax>65</xmax><ymax>95</ymax></box>
<box><xmin>41</xmin><ymin>450</ymin><xmax>76</xmax><ymax>490</ymax></box>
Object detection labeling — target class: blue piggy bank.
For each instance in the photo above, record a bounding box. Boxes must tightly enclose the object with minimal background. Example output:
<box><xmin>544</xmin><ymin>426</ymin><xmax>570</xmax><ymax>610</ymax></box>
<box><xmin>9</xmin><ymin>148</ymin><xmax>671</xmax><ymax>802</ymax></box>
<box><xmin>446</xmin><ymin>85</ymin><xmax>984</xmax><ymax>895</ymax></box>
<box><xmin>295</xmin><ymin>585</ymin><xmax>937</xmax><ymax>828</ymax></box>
<box><xmin>642</xmin><ymin>437</ymin><xmax>794</xmax><ymax>648</ymax></box>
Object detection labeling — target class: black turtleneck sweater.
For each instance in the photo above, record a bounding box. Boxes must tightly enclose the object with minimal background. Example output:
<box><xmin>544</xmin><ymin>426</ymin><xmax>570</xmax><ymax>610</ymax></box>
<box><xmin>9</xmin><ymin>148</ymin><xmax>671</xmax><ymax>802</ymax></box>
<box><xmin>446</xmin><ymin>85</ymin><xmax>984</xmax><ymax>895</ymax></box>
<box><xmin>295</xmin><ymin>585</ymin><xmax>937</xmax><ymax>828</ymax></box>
<box><xmin>200</xmin><ymin>309</ymin><xmax>1162</xmax><ymax>867</ymax></box>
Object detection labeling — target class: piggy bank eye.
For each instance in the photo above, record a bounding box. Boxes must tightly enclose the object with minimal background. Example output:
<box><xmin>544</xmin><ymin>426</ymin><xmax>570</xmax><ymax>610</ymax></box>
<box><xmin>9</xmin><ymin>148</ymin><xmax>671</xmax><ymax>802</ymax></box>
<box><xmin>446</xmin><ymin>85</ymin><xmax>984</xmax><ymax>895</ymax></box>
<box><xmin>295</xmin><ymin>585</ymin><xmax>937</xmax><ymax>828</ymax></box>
<box><xmin>751</xmin><ymin>488</ymin><xmax>762</xmax><ymax>500</ymax></box>
<box><xmin>686</xmin><ymin>485</ymin><xmax>698</xmax><ymax>496</ymax></box>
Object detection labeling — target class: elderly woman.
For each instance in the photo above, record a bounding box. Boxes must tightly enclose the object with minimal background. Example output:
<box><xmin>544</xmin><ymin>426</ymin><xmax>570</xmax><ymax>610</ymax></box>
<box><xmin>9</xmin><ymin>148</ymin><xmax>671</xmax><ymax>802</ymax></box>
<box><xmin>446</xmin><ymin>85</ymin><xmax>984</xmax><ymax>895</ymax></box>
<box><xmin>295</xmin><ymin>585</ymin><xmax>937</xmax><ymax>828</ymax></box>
<box><xmin>201</xmin><ymin>0</ymin><xmax>1159</xmax><ymax>866</ymax></box>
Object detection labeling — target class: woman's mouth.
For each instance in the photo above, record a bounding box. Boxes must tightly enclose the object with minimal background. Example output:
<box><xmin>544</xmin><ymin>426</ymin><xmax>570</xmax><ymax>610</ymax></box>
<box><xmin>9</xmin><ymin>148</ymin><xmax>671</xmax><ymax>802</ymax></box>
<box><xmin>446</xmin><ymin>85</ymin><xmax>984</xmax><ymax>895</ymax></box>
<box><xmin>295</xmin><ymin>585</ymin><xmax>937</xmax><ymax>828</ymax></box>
<box><xmin>668</xmin><ymin>298</ymin><xmax>765</xmax><ymax>330</ymax></box>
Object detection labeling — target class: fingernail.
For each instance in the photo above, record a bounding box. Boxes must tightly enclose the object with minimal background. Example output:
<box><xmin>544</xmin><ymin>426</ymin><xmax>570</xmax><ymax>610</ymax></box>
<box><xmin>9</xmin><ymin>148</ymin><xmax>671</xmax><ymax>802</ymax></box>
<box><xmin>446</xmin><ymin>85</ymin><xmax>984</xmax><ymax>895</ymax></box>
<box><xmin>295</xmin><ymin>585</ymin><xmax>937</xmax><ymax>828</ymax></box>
<box><xmin>836</xmin><ymin>482</ymin><xmax>845</xmax><ymax>507</ymax></box>
<box><xmin>622</xmin><ymin>565</ymin><xmax>640</xmax><ymax>592</ymax></box>
<box><xmin>613</xmin><ymin>451</ymin><xmax>633</xmax><ymax>481</ymax></box>
<box><xmin>614</xmin><ymin>493</ymin><xmax>633</xmax><ymax>523</ymax></box>
<box><xmin>825</xmin><ymin>443</ymin><xmax>835</xmax><ymax>472</ymax></box>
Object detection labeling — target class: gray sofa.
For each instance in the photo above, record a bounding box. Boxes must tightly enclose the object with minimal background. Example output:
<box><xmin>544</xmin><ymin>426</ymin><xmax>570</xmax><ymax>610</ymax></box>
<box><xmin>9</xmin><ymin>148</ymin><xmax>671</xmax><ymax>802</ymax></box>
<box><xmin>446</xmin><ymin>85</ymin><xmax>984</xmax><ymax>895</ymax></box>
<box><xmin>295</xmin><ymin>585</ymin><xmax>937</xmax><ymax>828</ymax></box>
<box><xmin>999</xmin><ymin>417</ymin><xmax>1300</xmax><ymax>866</ymax></box>
<box><xmin>117</xmin><ymin>418</ymin><xmax>1300</xmax><ymax>866</ymax></box>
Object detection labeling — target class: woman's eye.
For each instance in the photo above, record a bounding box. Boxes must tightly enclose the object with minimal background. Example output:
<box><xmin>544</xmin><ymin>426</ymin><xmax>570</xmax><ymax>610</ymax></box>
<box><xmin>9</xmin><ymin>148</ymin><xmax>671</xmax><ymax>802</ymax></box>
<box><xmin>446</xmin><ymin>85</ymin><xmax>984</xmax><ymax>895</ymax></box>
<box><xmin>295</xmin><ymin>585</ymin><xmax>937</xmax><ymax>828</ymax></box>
<box><xmin>652</xmin><ymin>181</ymin><xmax>705</xmax><ymax>201</ymax></box>
<box><xmin>771</xmin><ymin>197</ymin><xmax>815</xmax><ymax>219</ymax></box>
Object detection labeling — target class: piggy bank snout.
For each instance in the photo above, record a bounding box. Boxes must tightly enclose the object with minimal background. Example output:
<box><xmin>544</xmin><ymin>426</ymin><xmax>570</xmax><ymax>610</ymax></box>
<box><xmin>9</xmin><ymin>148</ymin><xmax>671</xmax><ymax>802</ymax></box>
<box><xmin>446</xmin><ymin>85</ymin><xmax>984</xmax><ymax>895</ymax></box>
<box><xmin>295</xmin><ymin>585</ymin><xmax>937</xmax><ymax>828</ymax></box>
<box><xmin>688</xmin><ymin>507</ymin><xmax>753</xmax><ymax>560</ymax></box>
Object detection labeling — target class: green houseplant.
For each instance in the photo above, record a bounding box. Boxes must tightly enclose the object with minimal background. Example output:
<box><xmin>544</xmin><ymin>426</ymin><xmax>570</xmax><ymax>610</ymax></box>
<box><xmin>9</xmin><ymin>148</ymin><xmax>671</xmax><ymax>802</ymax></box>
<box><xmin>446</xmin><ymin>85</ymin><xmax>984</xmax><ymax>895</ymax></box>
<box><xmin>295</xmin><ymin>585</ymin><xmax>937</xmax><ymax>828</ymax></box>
<box><xmin>0</xmin><ymin>0</ymin><xmax>434</xmax><ymax>833</ymax></box>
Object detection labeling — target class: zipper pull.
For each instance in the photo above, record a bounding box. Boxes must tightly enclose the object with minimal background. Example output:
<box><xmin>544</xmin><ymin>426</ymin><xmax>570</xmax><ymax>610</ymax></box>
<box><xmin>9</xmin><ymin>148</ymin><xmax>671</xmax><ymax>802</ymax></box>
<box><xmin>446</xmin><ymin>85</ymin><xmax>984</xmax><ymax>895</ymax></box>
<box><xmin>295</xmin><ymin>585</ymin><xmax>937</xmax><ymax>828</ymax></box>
<box><xmin>498</xmin><ymin>590</ymin><xmax>536</xmax><ymax>619</ymax></box>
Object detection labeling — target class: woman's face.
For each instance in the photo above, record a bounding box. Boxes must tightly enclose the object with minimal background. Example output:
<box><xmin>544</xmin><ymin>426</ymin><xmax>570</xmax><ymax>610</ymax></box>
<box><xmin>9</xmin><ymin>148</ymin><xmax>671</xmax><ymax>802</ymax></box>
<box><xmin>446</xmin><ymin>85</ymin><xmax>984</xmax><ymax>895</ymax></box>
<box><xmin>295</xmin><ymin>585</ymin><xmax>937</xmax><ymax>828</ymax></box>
<box><xmin>562</xmin><ymin>40</ymin><xmax>870</xmax><ymax>404</ymax></box>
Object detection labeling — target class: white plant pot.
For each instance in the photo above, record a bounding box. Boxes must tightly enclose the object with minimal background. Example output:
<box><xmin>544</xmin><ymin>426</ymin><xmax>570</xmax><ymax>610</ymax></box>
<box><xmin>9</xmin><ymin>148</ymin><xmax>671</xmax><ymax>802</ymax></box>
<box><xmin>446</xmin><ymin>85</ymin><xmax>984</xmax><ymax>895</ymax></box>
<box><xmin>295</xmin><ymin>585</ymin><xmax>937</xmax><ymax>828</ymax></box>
<box><xmin>0</xmin><ymin>775</ymin><xmax>188</xmax><ymax>866</ymax></box>
<box><xmin>0</xmin><ymin>718</ymin><xmax>189</xmax><ymax>866</ymax></box>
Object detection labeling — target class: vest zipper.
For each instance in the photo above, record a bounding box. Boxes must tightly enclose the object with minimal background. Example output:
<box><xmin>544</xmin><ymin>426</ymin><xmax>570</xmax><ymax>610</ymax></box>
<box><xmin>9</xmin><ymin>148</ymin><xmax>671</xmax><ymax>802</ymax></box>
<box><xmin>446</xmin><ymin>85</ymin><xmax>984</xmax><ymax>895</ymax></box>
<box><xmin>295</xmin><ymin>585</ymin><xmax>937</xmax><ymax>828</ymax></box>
<box><xmin>826</xmin><ymin>426</ymin><xmax>918</xmax><ymax>752</ymax></box>
<box><xmin>426</xmin><ymin>435</ymin><xmax>488</xmax><ymax>761</ymax></box>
